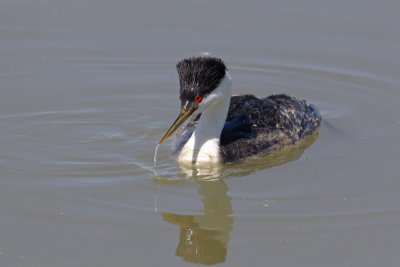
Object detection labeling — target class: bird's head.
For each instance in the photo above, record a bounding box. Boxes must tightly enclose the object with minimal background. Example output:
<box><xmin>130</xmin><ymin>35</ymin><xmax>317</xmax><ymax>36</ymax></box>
<box><xmin>159</xmin><ymin>57</ymin><xmax>231</xmax><ymax>144</ymax></box>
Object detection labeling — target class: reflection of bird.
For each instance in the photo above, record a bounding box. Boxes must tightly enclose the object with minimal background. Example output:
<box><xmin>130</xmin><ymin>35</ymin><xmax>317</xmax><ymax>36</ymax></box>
<box><xmin>159</xmin><ymin>57</ymin><xmax>321</xmax><ymax>163</ymax></box>
<box><xmin>162</xmin><ymin>179</ymin><xmax>233</xmax><ymax>265</ymax></box>
<box><xmin>162</xmin><ymin>213</ymin><xmax>229</xmax><ymax>265</ymax></box>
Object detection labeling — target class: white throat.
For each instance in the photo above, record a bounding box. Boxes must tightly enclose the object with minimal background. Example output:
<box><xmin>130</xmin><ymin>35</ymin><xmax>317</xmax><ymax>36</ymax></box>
<box><xmin>178</xmin><ymin>72</ymin><xmax>232</xmax><ymax>163</ymax></box>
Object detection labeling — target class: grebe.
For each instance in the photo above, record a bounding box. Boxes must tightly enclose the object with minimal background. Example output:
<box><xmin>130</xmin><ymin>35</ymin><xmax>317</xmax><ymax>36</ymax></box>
<box><xmin>159</xmin><ymin>57</ymin><xmax>321</xmax><ymax>163</ymax></box>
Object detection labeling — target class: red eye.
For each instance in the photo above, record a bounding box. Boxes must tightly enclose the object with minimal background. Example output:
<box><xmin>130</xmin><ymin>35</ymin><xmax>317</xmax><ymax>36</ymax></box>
<box><xmin>179</xmin><ymin>95</ymin><xmax>181</xmax><ymax>100</ymax></box>
<box><xmin>195</xmin><ymin>96</ymin><xmax>202</xmax><ymax>103</ymax></box>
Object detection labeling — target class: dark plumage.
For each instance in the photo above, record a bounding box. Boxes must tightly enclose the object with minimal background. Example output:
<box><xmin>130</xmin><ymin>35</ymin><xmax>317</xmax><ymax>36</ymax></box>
<box><xmin>220</xmin><ymin>94</ymin><xmax>320</xmax><ymax>162</ymax></box>
<box><xmin>174</xmin><ymin>94</ymin><xmax>321</xmax><ymax>163</ymax></box>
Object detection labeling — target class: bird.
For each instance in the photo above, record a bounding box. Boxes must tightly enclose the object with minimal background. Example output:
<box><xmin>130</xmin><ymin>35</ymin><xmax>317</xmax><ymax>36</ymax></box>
<box><xmin>159</xmin><ymin>57</ymin><xmax>321</xmax><ymax>164</ymax></box>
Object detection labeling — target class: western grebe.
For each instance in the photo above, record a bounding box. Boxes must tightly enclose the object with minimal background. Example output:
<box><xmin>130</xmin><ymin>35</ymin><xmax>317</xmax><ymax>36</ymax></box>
<box><xmin>159</xmin><ymin>57</ymin><xmax>321</xmax><ymax>163</ymax></box>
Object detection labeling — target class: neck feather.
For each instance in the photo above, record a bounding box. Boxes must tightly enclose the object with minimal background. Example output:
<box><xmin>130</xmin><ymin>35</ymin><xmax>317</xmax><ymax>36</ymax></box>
<box><xmin>178</xmin><ymin>72</ymin><xmax>232</xmax><ymax>163</ymax></box>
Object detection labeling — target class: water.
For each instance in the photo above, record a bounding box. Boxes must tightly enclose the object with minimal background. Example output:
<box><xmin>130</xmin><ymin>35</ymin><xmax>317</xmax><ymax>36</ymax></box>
<box><xmin>1</xmin><ymin>0</ymin><xmax>400</xmax><ymax>266</ymax></box>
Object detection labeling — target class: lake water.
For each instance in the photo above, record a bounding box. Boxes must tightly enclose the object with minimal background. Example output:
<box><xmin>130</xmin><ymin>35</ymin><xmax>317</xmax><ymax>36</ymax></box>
<box><xmin>1</xmin><ymin>0</ymin><xmax>400</xmax><ymax>266</ymax></box>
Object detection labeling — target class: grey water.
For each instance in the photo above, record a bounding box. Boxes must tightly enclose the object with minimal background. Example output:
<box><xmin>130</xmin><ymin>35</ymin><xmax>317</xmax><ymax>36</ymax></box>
<box><xmin>1</xmin><ymin>0</ymin><xmax>400</xmax><ymax>266</ymax></box>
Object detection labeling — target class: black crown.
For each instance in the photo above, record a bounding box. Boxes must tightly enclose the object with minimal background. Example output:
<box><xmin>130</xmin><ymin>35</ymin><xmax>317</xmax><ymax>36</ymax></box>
<box><xmin>177</xmin><ymin>57</ymin><xmax>227</xmax><ymax>103</ymax></box>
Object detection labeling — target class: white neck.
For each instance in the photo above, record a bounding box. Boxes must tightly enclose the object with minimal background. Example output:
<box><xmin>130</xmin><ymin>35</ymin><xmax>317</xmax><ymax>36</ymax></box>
<box><xmin>178</xmin><ymin>72</ymin><xmax>232</xmax><ymax>163</ymax></box>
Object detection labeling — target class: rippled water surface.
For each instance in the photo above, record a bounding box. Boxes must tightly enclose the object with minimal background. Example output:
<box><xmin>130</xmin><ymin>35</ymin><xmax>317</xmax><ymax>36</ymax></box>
<box><xmin>1</xmin><ymin>0</ymin><xmax>400</xmax><ymax>266</ymax></box>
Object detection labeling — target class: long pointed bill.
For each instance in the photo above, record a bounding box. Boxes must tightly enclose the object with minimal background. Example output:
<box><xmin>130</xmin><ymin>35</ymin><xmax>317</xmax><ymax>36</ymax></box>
<box><xmin>159</xmin><ymin>105</ymin><xmax>197</xmax><ymax>144</ymax></box>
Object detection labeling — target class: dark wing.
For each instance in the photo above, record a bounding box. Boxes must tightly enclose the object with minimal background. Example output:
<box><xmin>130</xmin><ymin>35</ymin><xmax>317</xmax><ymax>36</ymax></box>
<box><xmin>220</xmin><ymin>94</ymin><xmax>321</xmax><ymax>162</ymax></box>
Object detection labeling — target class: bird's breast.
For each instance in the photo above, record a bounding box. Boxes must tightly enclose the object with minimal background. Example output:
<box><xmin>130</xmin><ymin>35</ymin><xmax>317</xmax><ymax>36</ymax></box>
<box><xmin>177</xmin><ymin>137</ymin><xmax>221</xmax><ymax>163</ymax></box>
